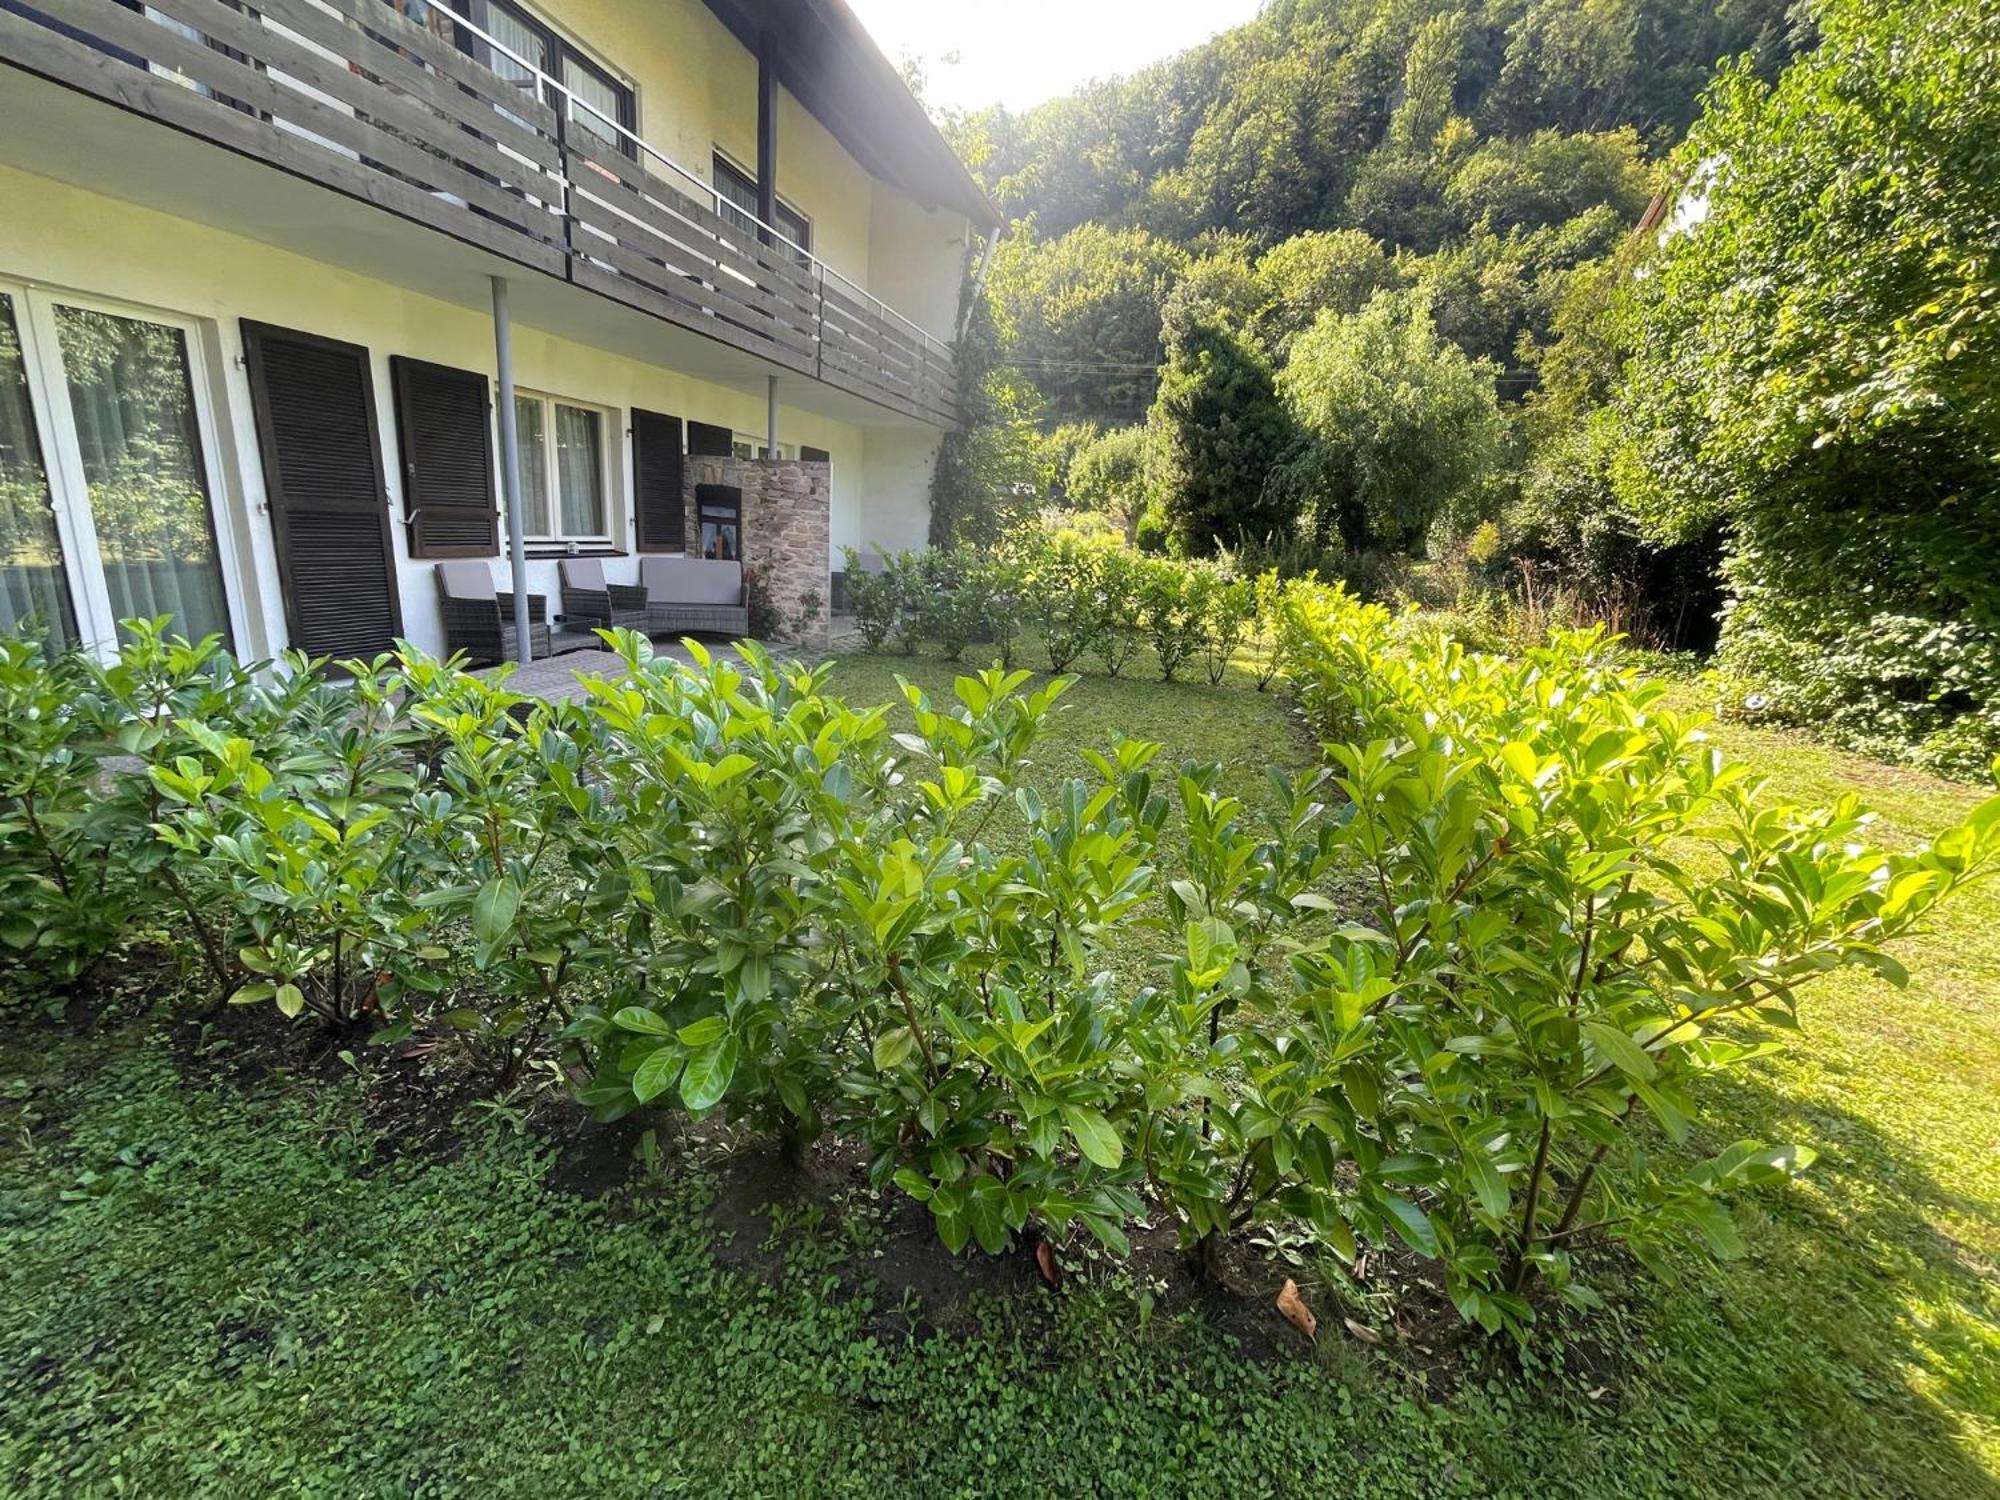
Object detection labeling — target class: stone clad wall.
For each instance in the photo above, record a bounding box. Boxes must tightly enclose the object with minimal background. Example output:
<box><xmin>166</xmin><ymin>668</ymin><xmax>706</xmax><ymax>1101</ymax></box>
<box><xmin>682</xmin><ymin>456</ymin><xmax>832</xmax><ymax>648</ymax></box>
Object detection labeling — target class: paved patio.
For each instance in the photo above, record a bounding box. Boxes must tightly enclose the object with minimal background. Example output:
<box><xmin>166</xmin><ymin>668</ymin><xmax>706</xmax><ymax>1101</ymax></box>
<box><xmin>480</xmin><ymin>614</ymin><xmax>865</xmax><ymax>701</ymax></box>
<box><xmin>479</xmin><ymin>639</ymin><xmax>711</xmax><ymax>701</ymax></box>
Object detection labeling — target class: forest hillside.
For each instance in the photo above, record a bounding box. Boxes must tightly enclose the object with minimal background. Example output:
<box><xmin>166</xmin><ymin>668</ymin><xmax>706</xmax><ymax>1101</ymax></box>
<box><xmin>928</xmin><ymin>0</ymin><xmax>1998</xmax><ymax>778</ymax></box>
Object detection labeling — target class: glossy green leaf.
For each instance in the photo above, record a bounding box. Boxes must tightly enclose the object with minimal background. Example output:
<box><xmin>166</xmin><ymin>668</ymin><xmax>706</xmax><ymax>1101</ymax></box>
<box><xmin>1061</xmin><ymin>1105</ymin><xmax>1123</xmax><ymax>1169</ymax></box>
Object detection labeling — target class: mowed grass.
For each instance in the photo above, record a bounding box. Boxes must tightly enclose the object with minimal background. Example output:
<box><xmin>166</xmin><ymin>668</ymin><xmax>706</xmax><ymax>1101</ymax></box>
<box><xmin>0</xmin><ymin>651</ymin><xmax>1993</xmax><ymax>1497</ymax></box>
<box><xmin>1641</xmin><ymin>699</ymin><xmax>2000</xmax><ymax>1486</ymax></box>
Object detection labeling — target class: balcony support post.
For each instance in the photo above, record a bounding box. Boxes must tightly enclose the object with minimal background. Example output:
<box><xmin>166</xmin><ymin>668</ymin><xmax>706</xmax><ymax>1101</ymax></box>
<box><xmin>757</xmin><ymin>32</ymin><xmax>778</xmax><ymax>237</ymax></box>
<box><xmin>767</xmin><ymin>375</ymin><xmax>779</xmax><ymax>457</ymax></box>
<box><xmin>491</xmin><ymin>274</ymin><xmax>532</xmax><ymax>664</ymax></box>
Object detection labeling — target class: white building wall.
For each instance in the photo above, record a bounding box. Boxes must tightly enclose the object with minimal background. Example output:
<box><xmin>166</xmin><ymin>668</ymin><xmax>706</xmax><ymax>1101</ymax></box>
<box><xmin>848</xmin><ymin>428</ymin><xmax>942</xmax><ymax>558</ymax></box>
<box><xmin>0</xmin><ymin>165</ymin><xmax>934</xmax><ymax>659</ymax></box>
<box><xmin>866</xmin><ymin>189</ymin><xmax>973</xmax><ymax>346</ymax></box>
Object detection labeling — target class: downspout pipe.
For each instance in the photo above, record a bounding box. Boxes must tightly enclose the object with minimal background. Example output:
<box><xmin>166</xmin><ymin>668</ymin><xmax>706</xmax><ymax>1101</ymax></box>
<box><xmin>756</xmin><ymin>33</ymin><xmax>778</xmax><ymax>235</ymax></box>
<box><xmin>959</xmin><ymin>223</ymin><xmax>1005</xmax><ymax>342</ymax></box>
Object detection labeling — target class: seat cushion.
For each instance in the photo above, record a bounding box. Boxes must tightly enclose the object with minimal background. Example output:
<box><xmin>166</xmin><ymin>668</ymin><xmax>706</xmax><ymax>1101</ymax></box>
<box><xmin>561</xmin><ymin>557</ymin><xmax>607</xmax><ymax>593</ymax></box>
<box><xmin>641</xmin><ymin>556</ymin><xmax>742</xmax><ymax>606</ymax></box>
<box><xmin>436</xmin><ymin>561</ymin><xmax>497</xmax><ymax>602</ymax></box>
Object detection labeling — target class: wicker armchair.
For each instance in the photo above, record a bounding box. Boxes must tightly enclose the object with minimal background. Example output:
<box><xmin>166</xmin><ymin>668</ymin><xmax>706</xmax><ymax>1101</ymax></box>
<box><xmin>637</xmin><ymin>556</ymin><xmax>751</xmax><ymax>639</ymax></box>
<box><xmin>435</xmin><ymin>563</ymin><xmax>550</xmax><ymax>665</ymax></box>
<box><xmin>559</xmin><ymin>558</ymin><xmax>650</xmax><ymax>632</ymax></box>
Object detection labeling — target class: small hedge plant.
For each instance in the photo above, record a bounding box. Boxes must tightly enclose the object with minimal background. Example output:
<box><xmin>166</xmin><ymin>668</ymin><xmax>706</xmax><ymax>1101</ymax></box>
<box><xmin>842</xmin><ymin>532</ymin><xmax>1289</xmax><ymax>685</ymax></box>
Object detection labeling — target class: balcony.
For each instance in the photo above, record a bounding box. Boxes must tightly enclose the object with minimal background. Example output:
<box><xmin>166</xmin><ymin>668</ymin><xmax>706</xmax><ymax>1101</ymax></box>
<box><xmin>0</xmin><ymin>0</ymin><xmax>961</xmax><ymax>427</ymax></box>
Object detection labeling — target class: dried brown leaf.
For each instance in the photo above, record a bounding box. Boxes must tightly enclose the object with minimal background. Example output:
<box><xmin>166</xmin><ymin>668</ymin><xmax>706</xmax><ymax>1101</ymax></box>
<box><xmin>1276</xmin><ymin>1278</ymin><xmax>1317</xmax><ymax>1340</ymax></box>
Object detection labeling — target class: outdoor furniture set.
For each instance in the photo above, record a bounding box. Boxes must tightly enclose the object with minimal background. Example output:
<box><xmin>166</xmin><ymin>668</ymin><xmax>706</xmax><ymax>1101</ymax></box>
<box><xmin>434</xmin><ymin>556</ymin><xmax>748</xmax><ymax>666</ymax></box>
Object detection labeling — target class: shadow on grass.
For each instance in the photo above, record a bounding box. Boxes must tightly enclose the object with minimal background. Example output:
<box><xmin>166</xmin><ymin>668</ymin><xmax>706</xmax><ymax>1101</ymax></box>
<box><xmin>1614</xmin><ymin>1053</ymin><xmax>2000</xmax><ymax>1497</ymax></box>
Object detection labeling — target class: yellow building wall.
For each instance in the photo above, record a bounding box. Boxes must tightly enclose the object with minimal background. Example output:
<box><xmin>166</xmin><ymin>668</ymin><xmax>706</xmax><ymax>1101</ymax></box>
<box><xmin>0</xmin><ymin>164</ymin><xmax>919</xmax><ymax>661</ymax></box>
<box><xmin>547</xmin><ymin>0</ymin><xmax>961</xmax><ymax>304</ymax></box>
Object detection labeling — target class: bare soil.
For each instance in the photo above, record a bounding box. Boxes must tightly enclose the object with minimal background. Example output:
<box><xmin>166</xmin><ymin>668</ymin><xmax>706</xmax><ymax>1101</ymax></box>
<box><xmin>94</xmin><ymin>977</ymin><xmax>1627</xmax><ymax>1388</ymax></box>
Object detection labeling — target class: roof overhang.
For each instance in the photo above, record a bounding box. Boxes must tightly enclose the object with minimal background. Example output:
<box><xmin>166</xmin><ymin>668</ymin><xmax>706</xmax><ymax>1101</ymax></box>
<box><xmin>697</xmin><ymin>0</ymin><xmax>1004</xmax><ymax>230</ymax></box>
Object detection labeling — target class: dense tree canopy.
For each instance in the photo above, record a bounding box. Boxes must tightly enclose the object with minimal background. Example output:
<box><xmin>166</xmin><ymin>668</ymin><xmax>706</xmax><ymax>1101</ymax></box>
<box><xmin>962</xmin><ymin>0</ymin><xmax>1803</xmax><ymax>438</ymax></box>
<box><xmin>986</xmin><ymin>224</ymin><xmax>1187</xmax><ymax>425</ymax></box>
<box><xmin>1252</xmin><ymin>229</ymin><xmax>1403</xmax><ymax>353</ymax></box>
<box><xmin>1279</xmin><ymin>292</ymin><xmax>1512</xmax><ymax>552</ymax></box>
<box><xmin>1611</xmin><ymin>0</ymin><xmax>2000</xmax><ymax>769</ymax></box>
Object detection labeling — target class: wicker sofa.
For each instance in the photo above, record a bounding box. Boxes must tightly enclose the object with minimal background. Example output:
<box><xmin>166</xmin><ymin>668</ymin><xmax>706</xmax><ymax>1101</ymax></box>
<box><xmin>435</xmin><ymin>562</ymin><xmax>549</xmax><ymax>666</ymax></box>
<box><xmin>637</xmin><ymin>556</ymin><xmax>750</xmax><ymax>639</ymax></box>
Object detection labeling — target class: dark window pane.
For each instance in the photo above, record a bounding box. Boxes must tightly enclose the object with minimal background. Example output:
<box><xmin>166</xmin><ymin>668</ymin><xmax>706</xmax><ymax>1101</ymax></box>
<box><xmin>713</xmin><ymin>153</ymin><xmax>759</xmax><ymax>238</ymax></box>
<box><xmin>712</xmin><ymin>153</ymin><xmax>812</xmax><ymax>266</ymax></box>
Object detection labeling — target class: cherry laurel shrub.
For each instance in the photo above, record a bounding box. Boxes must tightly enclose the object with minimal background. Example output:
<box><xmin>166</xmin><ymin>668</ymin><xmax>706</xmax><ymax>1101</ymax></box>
<box><xmin>4</xmin><ymin>612</ymin><xmax>1996</xmax><ymax>1337</ymax></box>
<box><xmin>1275</xmin><ymin>583</ymin><xmax>2000</xmax><ymax>1328</ymax></box>
<box><xmin>838</xmin><ymin>547</ymin><xmax>899</xmax><ymax>651</ymax></box>
<box><xmin>0</xmin><ymin>633</ymin><xmax>136</xmax><ymax>985</ymax></box>
<box><xmin>877</xmin><ymin>530</ymin><xmax>1297</xmax><ymax>687</ymax></box>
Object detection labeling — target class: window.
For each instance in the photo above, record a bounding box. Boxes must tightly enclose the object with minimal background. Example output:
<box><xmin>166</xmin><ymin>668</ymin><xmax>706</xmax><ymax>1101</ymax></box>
<box><xmin>381</xmin><ymin>0</ymin><xmax>637</xmax><ymax>158</ymax></box>
<box><xmin>513</xmin><ymin>392</ymin><xmax>610</xmax><ymax>544</ymax></box>
<box><xmin>0</xmin><ymin>282</ymin><xmax>235</xmax><ymax>654</ymax></box>
<box><xmin>729</xmin><ymin>434</ymin><xmax>796</xmax><ymax>461</ymax></box>
<box><xmin>712</xmin><ymin>152</ymin><xmax>812</xmax><ymax>266</ymax></box>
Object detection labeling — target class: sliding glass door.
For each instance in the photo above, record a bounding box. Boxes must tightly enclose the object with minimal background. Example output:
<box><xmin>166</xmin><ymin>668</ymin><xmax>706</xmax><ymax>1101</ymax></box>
<box><xmin>0</xmin><ymin>293</ymin><xmax>75</xmax><ymax>644</ymax></box>
<box><xmin>0</xmin><ymin>282</ymin><xmax>233</xmax><ymax>655</ymax></box>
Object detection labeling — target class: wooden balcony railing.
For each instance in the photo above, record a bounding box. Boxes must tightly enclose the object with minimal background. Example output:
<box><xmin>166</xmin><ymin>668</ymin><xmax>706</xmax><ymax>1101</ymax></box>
<box><xmin>0</xmin><ymin>0</ymin><xmax>961</xmax><ymax>427</ymax></box>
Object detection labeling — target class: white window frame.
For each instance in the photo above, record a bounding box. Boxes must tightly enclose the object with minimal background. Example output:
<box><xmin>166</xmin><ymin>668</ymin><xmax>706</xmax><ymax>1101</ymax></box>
<box><xmin>0</xmin><ymin>276</ymin><xmax>247</xmax><ymax>659</ymax></box>
<box><xmin>730</xmin><ymin>432</ymin><xmax>797</xmax><ymax>461</ymax></box>
<box><xmin>511</xmin><ymin>389</ymin><xmax>615</xmax><ymax>547</ymax></box>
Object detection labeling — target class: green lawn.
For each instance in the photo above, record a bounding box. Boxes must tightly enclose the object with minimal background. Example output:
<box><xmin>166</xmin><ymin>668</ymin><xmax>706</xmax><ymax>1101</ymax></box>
<box><xmin>0</xmin><ymin>653</ymin><xmax>1993</xmax><ymax>1497</ymax></box>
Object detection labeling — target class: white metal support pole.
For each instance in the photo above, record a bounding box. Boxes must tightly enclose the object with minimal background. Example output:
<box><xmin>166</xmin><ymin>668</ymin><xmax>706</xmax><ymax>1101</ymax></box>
<box><xmin>492</xmin><ymin>275</ymin><xmax>531</xmax><ymax>663</ymax></box>
<box><xmin>766</xmin><ymin>374</ymin><xmax>779</xmax><ymax>456</ymax></box>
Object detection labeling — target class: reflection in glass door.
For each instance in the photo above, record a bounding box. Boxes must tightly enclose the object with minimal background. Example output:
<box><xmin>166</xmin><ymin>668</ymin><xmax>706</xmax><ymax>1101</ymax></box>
<box><xmin>0</xmin><ymin>293</ymin><xmax>75</xmax><ymax>644</ymax></box>
<box><xmin>52</xmin><ymin>306</ymin><xmax>230</xmax><ymax>647</ymax></box>
<box><xmin>0</xmin><ymin>283</ymin><xmax>234</xmax><ymax>655</ymax></box>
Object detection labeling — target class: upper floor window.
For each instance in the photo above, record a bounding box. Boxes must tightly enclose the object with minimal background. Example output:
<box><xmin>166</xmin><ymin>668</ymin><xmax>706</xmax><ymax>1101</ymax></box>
<box><xmin>382</xmin><ymin>0</ymin><xmax>636</xmax><ymax>159</ymax></box>
<box><xmin>712</xmin><ymin>153</ymin><xmax>812</xmax><ymax>267</ymax></box>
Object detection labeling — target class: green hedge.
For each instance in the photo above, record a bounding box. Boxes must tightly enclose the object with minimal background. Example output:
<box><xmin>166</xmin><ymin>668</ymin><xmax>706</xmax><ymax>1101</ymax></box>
<box><xmin>843</xmin><ymin>533</ymin><xmax>1287</xmax><ymax>688</ymax></box>
<box><xmin>4</xmin><ymin>609</ymin><xmax>1996</xmax><ymax>1337</ymax></box>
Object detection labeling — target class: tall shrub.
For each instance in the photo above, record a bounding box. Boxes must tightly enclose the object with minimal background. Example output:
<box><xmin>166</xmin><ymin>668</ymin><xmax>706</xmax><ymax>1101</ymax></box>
<box><xmin>1147</xmin><ymin>314</ymin><xmax>1299</xmax><ymax>556</ymax></box>
<box><xmin>1277</xmin><ymin>290</ymin><xmax>1510</xmax><ymax>554</ymax></box>
<box><xmin>1613</xmin><ymin>0</ymin><xmax>2000</xmax><ymax>774</ymax></box>
<box><xmin>1278</xmin><ymin>584</ymin><xmax>2000</xmax><ymax>1328</ymax></box>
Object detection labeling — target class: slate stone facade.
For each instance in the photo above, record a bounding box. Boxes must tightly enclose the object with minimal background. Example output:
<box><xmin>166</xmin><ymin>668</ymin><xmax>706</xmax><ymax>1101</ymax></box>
<box><xmin>682</xmin><ymin>456</ymin><xmax>831</xmax><ymax>647</ymax></box>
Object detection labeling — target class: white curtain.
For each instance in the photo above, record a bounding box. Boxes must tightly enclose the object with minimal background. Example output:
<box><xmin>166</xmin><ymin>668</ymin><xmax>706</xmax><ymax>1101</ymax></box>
<box><xmin>563</xmin><ymin>57</ymin><xmax>623</xmax><ymax>155</ymax></box>
<box><xmin>470</xmin><ymin>0</ymin><xmax>548</xmax><ymax>131</ymax></box>
<box><xmin>0</xmin><ymin>295</ymin><xmax>75</xmax><ymax>645</ymax></box>
<box><xmin>514</xmin><ymin>394</ymin><xmax>550</xmax><ymax>536</ymax></box>
<box><xmin>555</xmin><ymin>404</ymin><xmax>603</xmax><ymax>537</ymax></box>
<box><xmin>54</xmin><ymin>306</ymin><xmax>229</xmax><ymax>646</ymax></box>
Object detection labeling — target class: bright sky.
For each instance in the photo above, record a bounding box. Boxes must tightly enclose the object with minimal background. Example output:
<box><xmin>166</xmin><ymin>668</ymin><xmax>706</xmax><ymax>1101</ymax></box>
<box><xmin>844</xmin><ymin>0</ymin><xmax>1267</xmax><ymax>114</ymax></box>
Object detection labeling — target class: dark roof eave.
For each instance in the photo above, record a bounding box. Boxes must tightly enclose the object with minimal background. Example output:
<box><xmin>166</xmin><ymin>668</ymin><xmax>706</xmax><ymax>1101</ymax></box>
<box><xmin>697</xmin><ymin>0</ymin><xmax>1004</xmax><ymax>231</ymax></box>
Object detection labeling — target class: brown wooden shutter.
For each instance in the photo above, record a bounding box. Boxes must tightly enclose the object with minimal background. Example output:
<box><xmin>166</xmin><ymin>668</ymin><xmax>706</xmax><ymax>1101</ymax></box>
<box><xmin>240</xmin><ymin>322</ymin><xmax>402</xmax><ymax>660</ymax></box>
<box><xmin>391</xmin><ymin>356</ymin><xmax>497</xmax><ymax>559</ymax></box>
<box><xmin>632</xmin><ymin>408</ymin><xmax>685</xmax><ymax>553</ymax></box>
<box><xmin>800</xmin><ymin>446</ymin><xmax>830</xmax><ymax>464</ymax></box>
<box><xmin>688</xmin><ymin>420</ymin><xmax>734</xmax><ymax>457</ymax></box>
